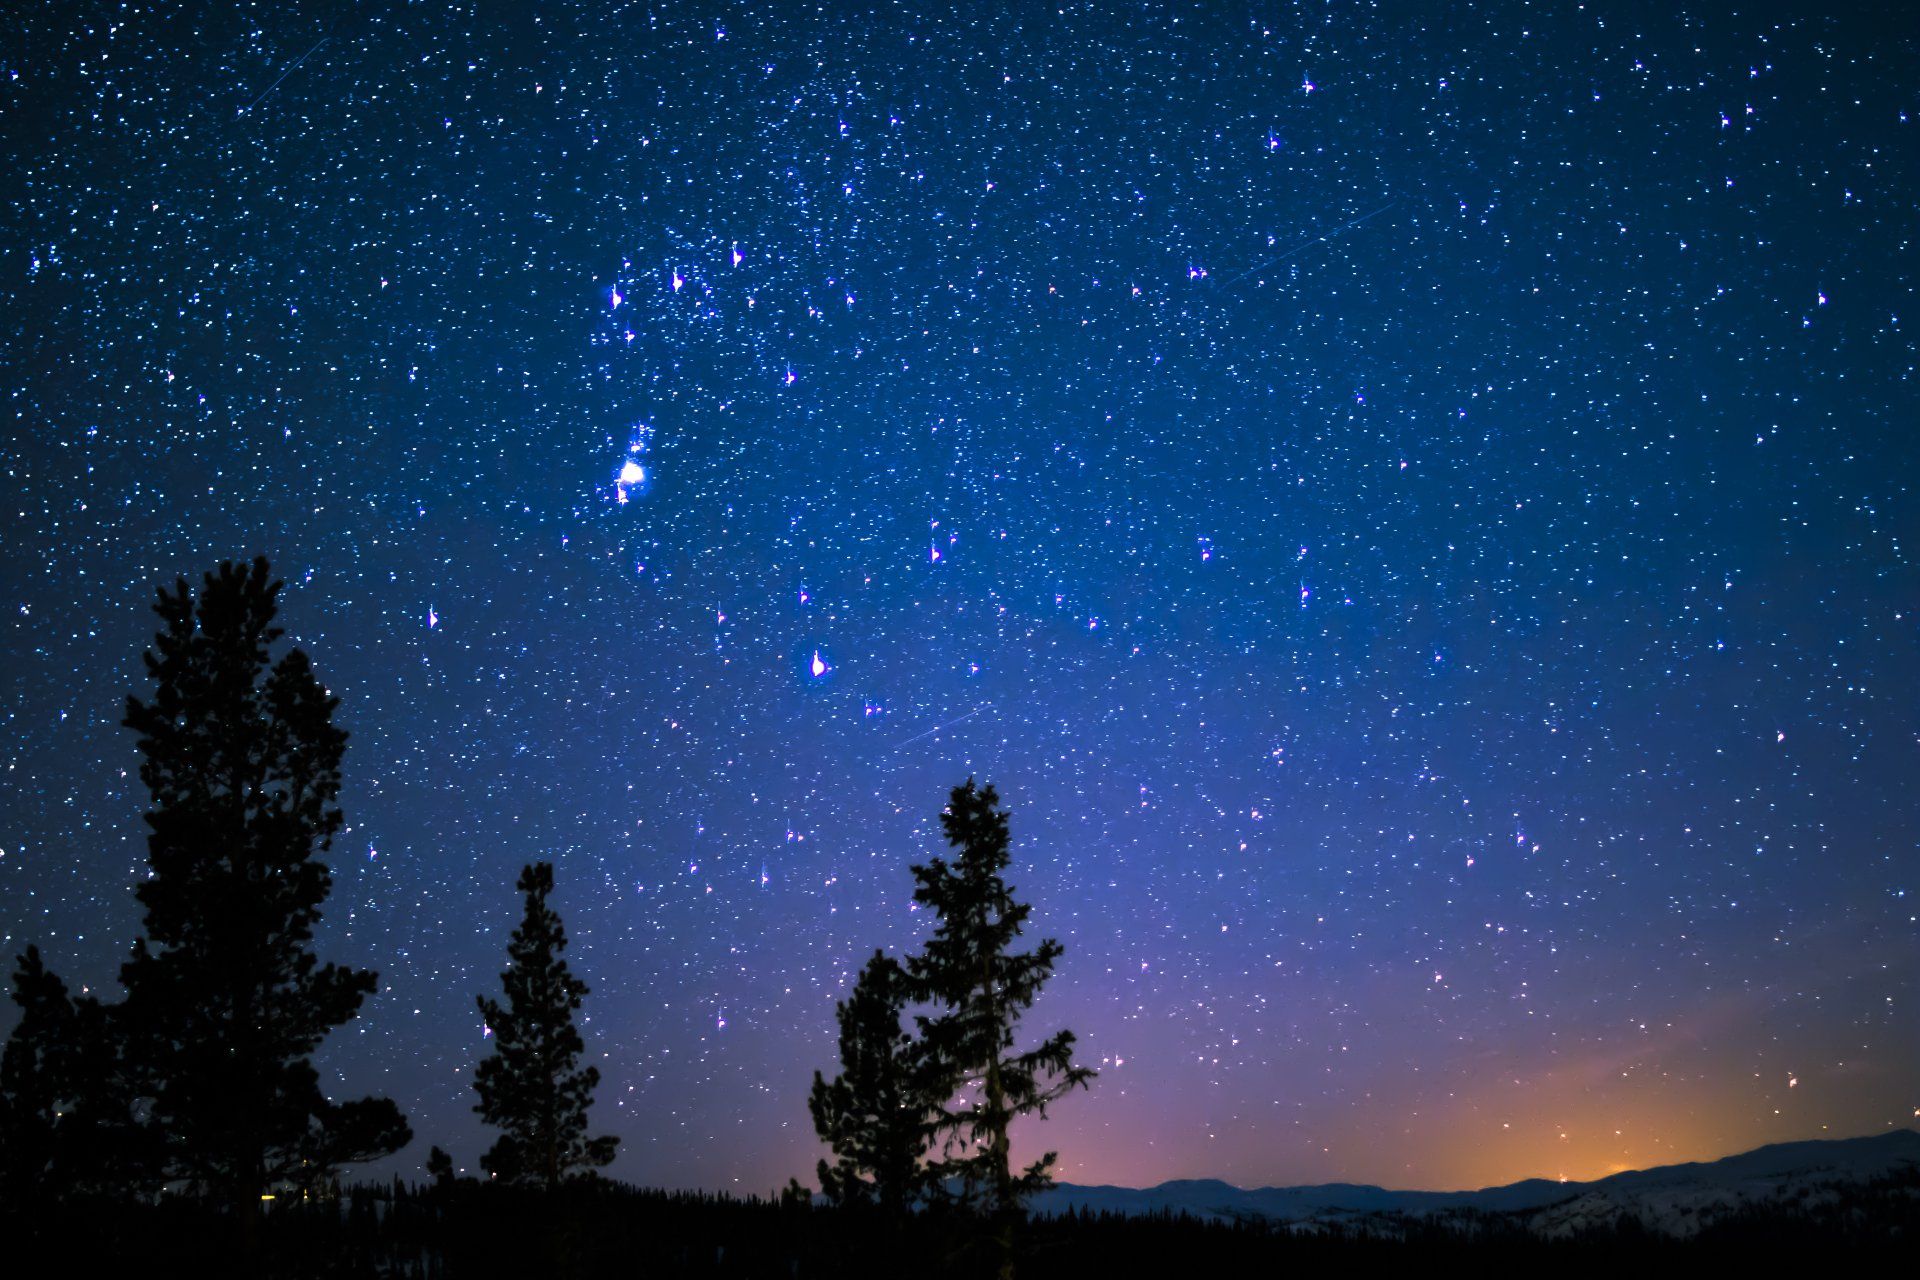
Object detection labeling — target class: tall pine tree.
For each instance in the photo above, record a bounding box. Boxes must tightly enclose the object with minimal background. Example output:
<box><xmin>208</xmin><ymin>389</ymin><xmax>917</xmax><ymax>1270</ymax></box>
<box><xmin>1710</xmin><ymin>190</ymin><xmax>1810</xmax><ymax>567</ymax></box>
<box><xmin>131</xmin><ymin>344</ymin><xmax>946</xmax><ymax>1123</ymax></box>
<box><xmin>809</xmin><ymin>949</ymin><xmax>935</xmax><ymax>1212</ymax></box>
<box><xmin>119</xmin><ymin>558</ymin><xmax>409</xmax><ymax>1222</ymax></box>
<box><xmin>473</xmin><ymin>862</ymin><xmax>617</xmax><ymax>1189</ymax></box>
<box><xmin>909</xmin><ymin>780</ymin><xmax>1094</xmax><ymax>1278</ymax></box>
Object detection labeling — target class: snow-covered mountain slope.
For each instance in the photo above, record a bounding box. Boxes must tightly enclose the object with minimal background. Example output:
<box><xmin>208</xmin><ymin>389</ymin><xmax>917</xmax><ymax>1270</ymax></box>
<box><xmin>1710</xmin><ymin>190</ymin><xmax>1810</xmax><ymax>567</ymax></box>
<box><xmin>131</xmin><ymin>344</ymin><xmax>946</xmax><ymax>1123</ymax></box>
<box><xmin>1035</xmin><ymin>1128</ymin><xmax>1920</xmax><ymax>1237</ymax></box>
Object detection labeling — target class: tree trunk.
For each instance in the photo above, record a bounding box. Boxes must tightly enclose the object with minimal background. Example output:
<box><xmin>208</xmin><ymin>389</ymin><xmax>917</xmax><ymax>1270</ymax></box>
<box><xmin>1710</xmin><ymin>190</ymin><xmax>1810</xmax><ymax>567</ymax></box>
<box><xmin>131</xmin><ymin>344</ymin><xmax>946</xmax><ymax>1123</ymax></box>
<box><xmin>982</xmin><ymin>941</ymin><xmax>1014</xmax><ymax>1280</ymax></box>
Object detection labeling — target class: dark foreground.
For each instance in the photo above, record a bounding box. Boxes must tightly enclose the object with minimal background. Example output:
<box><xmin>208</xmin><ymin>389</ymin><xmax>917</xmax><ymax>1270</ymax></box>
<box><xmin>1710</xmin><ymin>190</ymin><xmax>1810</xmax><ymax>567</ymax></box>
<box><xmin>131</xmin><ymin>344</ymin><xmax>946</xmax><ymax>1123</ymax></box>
<box><xmin>8</xmin><ymin>1168</ymin><xmax>1916</xmax><ymax>1279</ymax></box>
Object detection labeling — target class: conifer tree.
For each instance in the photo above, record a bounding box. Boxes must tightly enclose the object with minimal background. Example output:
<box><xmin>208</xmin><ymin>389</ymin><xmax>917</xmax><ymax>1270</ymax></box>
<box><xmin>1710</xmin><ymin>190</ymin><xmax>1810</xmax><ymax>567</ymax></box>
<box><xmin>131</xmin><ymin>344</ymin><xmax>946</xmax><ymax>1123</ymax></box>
<box><xmin>0</xmin><ymin>948</ymin><xmax>141</xmax><ymax>1202</ymax></box>
<box><xmin>908</xmin><ymin>780</ymin><xmax>1094</xmax><ymax>1278</ymax></box>
<box><xmin>0</xmin><ymin>946</ymin><xmax>76</xmax><ymax>1203</ymax></box>
<box><xmin>809</xmin><ymin>949</ymin><xmax>934</xmax><ymax>1212</ymax></box>
<box><xmin>118</xmin><ymin>558</ymin><xmax>409</xmax><ymax>1223</ymax></box>
<box><xmin>473</xmin><ymin>862</ymin><xmax>617</xmax><ymax>1189</ymax></box>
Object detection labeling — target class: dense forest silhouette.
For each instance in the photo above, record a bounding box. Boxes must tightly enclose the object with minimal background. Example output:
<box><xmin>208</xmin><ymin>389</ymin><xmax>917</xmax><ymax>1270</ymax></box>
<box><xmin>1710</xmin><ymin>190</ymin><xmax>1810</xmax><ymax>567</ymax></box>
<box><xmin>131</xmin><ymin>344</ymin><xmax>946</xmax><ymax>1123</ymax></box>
<box><xmin>1</xmin><ymin>562</ymin><xmax>1912</xmax><ymax>1277</ymax></box>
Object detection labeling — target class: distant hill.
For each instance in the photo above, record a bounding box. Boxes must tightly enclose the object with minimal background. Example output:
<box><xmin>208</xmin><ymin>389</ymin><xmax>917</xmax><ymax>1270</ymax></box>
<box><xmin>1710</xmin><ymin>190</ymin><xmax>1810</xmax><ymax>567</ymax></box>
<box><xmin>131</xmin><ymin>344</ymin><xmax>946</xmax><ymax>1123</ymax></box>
<box><xmin>1036</xmin><ymin>1128</ymin><xmax>1920</xmax><ymax>1237</ymax></box>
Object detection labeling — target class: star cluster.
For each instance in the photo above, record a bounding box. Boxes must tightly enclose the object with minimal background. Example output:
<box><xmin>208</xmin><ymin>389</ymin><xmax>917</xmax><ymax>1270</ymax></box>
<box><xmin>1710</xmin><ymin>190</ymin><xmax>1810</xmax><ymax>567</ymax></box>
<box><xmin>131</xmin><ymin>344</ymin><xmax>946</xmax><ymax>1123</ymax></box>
<box><xmin>3</xmin><ymin>2</ymin><xmax>1916</xmax><ymax>1193</ymax></box>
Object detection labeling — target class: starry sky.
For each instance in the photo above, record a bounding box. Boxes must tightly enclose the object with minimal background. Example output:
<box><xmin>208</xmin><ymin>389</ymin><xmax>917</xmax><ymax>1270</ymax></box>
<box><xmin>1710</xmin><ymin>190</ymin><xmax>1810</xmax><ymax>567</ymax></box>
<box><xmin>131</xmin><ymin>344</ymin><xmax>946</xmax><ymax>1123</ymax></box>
<box><xmin>4</xmin><ymin>1</ymin><xmax>1918</xmax><ymax>1196</ymax></box>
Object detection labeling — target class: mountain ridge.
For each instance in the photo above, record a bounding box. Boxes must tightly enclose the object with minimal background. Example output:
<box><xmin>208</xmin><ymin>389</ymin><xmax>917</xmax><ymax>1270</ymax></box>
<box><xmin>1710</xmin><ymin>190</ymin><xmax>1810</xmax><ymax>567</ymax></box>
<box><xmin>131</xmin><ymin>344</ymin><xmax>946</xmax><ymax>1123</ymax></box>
<box><xmin>1035</xmin><ymin>1128</ymin><xmax>1920</xmax><ymax>1234</ymax></box>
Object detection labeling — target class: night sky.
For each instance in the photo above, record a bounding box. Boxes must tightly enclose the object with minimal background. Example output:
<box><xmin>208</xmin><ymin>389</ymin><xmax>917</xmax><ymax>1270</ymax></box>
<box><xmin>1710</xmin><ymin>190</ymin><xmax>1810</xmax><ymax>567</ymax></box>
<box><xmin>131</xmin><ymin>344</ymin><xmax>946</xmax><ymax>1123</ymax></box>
<box><xmin>4</xmin><ymin>2</ymin><xmax>1917</xmax><ymax>1196</ymax></box>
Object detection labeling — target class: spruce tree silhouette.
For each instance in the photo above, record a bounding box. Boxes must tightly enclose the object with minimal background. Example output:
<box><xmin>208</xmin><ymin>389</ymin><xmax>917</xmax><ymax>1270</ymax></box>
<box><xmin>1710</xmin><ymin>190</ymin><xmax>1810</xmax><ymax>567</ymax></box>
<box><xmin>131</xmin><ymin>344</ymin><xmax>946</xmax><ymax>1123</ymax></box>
<box><xmin>0</xmin><ymin>946</ymin><xmax>75</xmax><ymax>1203</ymax></box>
<box><xmin>0</xmin><ymin>946</ymin><xmax>140</xmax><ymax>1202</ymax></box>
<box><xmin>908</xmin><ymin>780</ymin><xmax>1095</xmax><ymax>1279</ymax></box>
<box><xmin>809</xmin><ymin>949</ymin><xmax>935</xmax><ymax>1213</ymax></box>
<box><xmin>474</xmin><ymin>862</ymin><xmax>617</xmax><ymax>1189</ymax></box>
<box><xmin>118</xmin><ymin>558</ymin><xmax>409</xmax><ymax>1230</ymax></box>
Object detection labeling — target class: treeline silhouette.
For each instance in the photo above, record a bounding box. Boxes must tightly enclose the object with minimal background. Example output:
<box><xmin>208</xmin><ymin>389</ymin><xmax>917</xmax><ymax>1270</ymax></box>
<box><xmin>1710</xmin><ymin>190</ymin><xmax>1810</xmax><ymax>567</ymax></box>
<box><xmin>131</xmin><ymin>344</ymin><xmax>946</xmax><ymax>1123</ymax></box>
<box><xmin>6</xmin><ymin>1165</ymin><xmax>1917</xmax><ymax>1277</ymax></box>
<box><xmin>1</xmin><ymin>561</ymin><xmax>1911</xmax><ymax>1277</ymax></box>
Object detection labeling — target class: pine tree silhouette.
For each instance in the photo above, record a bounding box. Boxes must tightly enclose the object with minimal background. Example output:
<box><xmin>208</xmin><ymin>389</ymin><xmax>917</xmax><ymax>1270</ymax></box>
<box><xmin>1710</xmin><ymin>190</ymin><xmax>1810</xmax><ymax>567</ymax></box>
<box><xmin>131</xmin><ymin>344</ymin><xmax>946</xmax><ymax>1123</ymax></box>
<box><xmin>473</xmin><ymin>862</ymin><xmax>617</xmax><ymax>1189</ymax></box>
<box><xmin>0</xmin><ymin>946</ymin><xmax>75</xmax><ymax>1203</ymax></box>
<box><xmin>0</xmin><ymin>948</ymin><xmax>141</xmax><ymax>1203</ymax></box>
<box><xmin>809</xmin><ymin>949</ymin><xmax>935</xmax><ymax>1213</ymax></box>
<box><xmin>908</xmin><ymin>780</ymin><xmax>1095</xmax><ymax>1279</ymax></box>
<box><xmin>118</xmin><ymin>558</ymin><xmax>409</xmax><ymax>1227</ymax></box>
